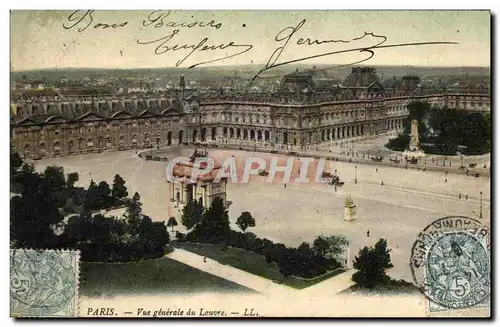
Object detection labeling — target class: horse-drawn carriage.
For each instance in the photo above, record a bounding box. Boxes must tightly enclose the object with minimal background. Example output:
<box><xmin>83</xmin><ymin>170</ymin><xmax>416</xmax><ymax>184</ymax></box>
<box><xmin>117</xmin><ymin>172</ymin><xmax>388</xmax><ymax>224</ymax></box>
<box><xmin>390</xmin><ymin>156</ymin><xmax>401</xmax><ymax>163</ymax></box>
<box><xmin>371</xmin><ymin>155</ymin><xmax>383</xmax><ymax>162</ymax></box>
<box><xmin>330</xmin><ymin>175</ymin><xmax>344</xmax><ymax>187</ymax></box>
<box><xmin>406</xmin><ymin>157</ymin><xmax>418</xmax><ymax>164</ymax></box>
<box><xmin>469</xmin><ymin>163</ymin><xmax>477</xmax><ymax>168</ymax></box>
<box><xmin>322</xmin><ymin>171</ymin><xmax>333</xmax><ymax>178</ymax></box>
<box><xmin>259</xmin><ymin>170</ymin><xmax>269</xmax><ymax>176</ymax></box>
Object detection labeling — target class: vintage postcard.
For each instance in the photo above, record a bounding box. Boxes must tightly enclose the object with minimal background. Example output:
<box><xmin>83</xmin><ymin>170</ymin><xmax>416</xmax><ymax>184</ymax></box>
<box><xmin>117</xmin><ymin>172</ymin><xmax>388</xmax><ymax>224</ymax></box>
<box><xmin>9</xmin><ymin>10</ymin><xmax>491</xmax><ymax>318</ymax></box>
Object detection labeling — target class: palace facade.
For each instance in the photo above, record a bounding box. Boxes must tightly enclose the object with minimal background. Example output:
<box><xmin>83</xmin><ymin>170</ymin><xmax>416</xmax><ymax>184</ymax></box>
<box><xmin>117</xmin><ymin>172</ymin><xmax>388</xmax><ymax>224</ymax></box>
<box><xmin>10</xmin><ymin>68</ymin><xmax>491</xmax><ymax>159</ymax></box>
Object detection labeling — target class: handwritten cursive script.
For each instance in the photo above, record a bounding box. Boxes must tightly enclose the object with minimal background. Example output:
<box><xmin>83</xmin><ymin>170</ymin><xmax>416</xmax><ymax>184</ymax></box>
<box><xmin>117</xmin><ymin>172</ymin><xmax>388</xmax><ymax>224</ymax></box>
<box><xmin>63</xmin><ymin>10</ymin><xmax>128</xmax><ymax>33</ymax></box>
<box><xmin>137</xmin><ymin>29</ymin><xmax>253</xmax><ymax>68</ymax></box>
<box><xmin>252</xmin><ymin>19</ymin><xmax>458</xmax><ymax>81</ymax></box>
<box><xmin>142</xmin><ymin>10</ymin><xmax>222</xmax><ymax>30</ymax></box>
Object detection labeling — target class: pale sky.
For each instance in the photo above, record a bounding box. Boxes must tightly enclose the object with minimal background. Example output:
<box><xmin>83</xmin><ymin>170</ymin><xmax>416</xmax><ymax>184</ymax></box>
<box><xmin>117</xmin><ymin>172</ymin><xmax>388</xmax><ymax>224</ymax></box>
<box><xmin>10</xmin><ymin>10</ymin><xmax>490</xmax><ymax>71</ymax></box>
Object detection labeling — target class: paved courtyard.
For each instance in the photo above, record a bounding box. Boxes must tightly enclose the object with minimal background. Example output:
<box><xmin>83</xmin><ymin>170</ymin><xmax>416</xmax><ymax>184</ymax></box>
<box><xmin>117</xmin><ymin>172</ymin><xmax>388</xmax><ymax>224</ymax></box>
<box><xmin>33</xmin><ymin>145</ymin><xmax>490</xmax><ymax>282</ymax></box>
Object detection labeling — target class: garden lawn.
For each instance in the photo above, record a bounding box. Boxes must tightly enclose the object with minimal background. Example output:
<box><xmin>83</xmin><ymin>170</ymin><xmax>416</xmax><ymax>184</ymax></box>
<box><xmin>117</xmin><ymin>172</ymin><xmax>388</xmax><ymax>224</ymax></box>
<box><xmin>80</xmin><ymin>256</ymin><xmax>255</xmax><ymax>297</ymax></box>
<box><xmin>178</xmin><ymin>242</ymin><xmax>345</xmax><ymax>290</ymax></box>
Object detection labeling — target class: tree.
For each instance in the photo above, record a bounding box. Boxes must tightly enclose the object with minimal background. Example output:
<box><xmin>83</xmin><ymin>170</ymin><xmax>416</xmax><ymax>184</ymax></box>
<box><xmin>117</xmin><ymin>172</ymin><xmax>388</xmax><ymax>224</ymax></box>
<box><xmin>352</xmin><ymin>238</ymin><xmax>394</xmax><ymax>289</ymax></box>
<box><xmin>189</xmin><ymin>197</ymin><xmax>229</xmax><ymax>243</ymax></box>
<box><xmin>167</xmin><ymin>217</ymin><xmax>178</xmax><ymax>232</ymax></box>
<box><xmin>96</xmin><ymin>181</ymin><xmax>111</xmax><ymax>207</ymax></box>
<box><xmin>10</xmin><ymin>172</ymin><xmax>65</xmax><ymax>248</ymax></box>
<box><xmin>66</xmin><ymin>172</ymin><xmax>79</xmax><ymax>188</ymax></box>
<box><xmin>125</xmin><ymin>191</ymin><xmax>143</xmax><ymax>230</ymax></box>
<box><xmin>83</xmin><ymin>179</ymin><xmax>97</xmax><ymax>210</ymax></box>
<box><xmin>11</xmin><ymin>152</ymin><xmax>23</xmax><ymax>175</ymax></box>
<box><xmin>313</xmin><ymin>235</ymin><xmax>350</xmax><ymax>260</ymax></box>
<box><xmin>44</xmin><ymin>166</ymin><xmax>66</xmax><ymax>190</ymax></box>
<box><xmin>236</xmin><ymin>211</ymin><xmax>256</xmax><ymax>232</ymax></box>
<box><xmin>180</xmin><ymin>198</ymin><xmax>204</xmax><ymax>230</ymax></box>
<box><xmin>20</xmin><ymin>162</ymin><xmax>35</xmax><ymax>175</ymax></box>
<box><xmin>112</xmin><ymin>174</ymin><xmax>128</xmax><ymax>201</ymax></box>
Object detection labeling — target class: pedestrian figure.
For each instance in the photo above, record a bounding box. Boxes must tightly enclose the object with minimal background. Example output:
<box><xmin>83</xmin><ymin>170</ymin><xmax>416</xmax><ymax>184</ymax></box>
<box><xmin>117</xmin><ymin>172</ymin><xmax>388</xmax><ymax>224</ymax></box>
<box><xmin>284</xmin><ymin>183</ymin><xmax>287</xmax><ymax>189</ymax></box>
<box><xmin>381</xmin><ymin>181</ymin><xmax>384</xmax><ymax>186</ymax></box>
<box><xmin>203</xmin><ymin>257</ymin><xmax>207</xmax><ymax>263</ymax></box>
<box><xmin>367</xmin><ymin>230</ymin><xmax>370</xmax><ymax>237</ymax></box>
<box><xmin>376</xmin><ymin>168</ymin><xmax>378</xmax><ymax>173</ymax></box>
<box><xmin>316</xmin><ymin>209</ymin><xmax>319</xmax><ymax>213</ymax></box>
<box><xmin>465</xmin><ymin>194</ymin><xmax>468</xmax><ymax>200</ymax></box>
<box><xmin>459</xmin><ymin>194</ymin><xmax>462</xmax><ymax>199</ymax></box>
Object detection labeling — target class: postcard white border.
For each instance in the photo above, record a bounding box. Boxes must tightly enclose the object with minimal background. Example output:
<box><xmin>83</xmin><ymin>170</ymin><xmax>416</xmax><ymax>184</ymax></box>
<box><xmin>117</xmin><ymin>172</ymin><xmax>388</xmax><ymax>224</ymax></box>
<box><xmin>2</xmin><ymin>1</ymin><xmax>497</xmax><ymax>327</ymax></box>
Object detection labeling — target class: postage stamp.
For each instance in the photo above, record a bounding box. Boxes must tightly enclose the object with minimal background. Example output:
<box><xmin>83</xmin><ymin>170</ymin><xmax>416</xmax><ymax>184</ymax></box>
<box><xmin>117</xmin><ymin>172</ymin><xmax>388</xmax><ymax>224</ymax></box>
<box><xmin>410</xmin><ymin>216</ymin><xmax>490</xmax><ymax>312</ymax></box>
<box><xmin>10</xmin><ymin>249</ymin><xmax>80</xmax><ymax>317</ymax></box>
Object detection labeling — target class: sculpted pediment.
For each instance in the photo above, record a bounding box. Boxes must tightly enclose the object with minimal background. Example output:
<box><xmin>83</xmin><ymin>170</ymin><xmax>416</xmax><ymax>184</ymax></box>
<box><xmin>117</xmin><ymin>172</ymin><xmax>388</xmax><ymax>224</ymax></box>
<box><xmin>161</xmin><ymin>108</ymin><xmax>179</xmax><ymax>116</ymax></box>
<box><xmin>12</xmin><ymin>117</ymin><xmax>37</xmax><ymax>126</ymax></box>
<box><xmin>76</xmin><ymin>111</ymin><xmax>105</xmax><ymax>122</ymax></box>
<box><xmin>45</xmin><ymin>115</ymin><xmax>67</xmax><ymax>124</ymax></box>
<box><xmin>138</xmin><ymin>110</ymin><xmax>158</xmax><ymax>118</ymax></box>
<box><xmin>110</xmin><ymin>110</ymin><xmax>134</xmax><ymax>119</ymax></box>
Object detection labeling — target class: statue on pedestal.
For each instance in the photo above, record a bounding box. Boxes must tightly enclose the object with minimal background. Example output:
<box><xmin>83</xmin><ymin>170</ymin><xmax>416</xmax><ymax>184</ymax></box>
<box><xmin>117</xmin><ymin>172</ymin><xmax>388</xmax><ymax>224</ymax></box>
<box><xmin>344</xmin><ymin>194</ymin><xmax>357</xmax><ymax>222</ymax></box>
<box><xmin>403</xmin><ymin>119</ymin><xmax>426</xmax><ymax>159</ymax></box>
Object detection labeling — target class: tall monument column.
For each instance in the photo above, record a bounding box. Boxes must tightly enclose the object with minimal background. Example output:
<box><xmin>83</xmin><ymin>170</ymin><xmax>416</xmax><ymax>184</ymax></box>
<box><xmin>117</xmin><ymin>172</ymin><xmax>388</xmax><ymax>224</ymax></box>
<box><xmin>403</xmin><ymin>119</ymin><xmax>425</xmax><ymax>159</ymax></box>
<box><xmin>409</xmin><ymin>119</ymin><xmax>420</xmax><ymax>152</ymax></box>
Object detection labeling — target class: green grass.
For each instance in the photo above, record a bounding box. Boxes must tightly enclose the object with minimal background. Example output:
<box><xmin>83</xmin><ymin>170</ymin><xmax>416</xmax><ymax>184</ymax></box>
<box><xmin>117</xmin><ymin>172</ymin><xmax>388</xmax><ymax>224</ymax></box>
<box><xmin>341</xmin><ymin>279</ymin><xmax>420</xmax><ymax>295</ymax></box>
<box><xmin>283</xmin><ymin>268</ymin><xmax>346</xmax><ymax>289</ymax></box>
<box><xmin>80</xmin><ymin>256</ymin><xmax>255</xmax><ymax>297</ymax></box>
<box><xmin>177</xmin><ymin>242</ymin><xmax>345</xmax><ymax>290</ymax></box>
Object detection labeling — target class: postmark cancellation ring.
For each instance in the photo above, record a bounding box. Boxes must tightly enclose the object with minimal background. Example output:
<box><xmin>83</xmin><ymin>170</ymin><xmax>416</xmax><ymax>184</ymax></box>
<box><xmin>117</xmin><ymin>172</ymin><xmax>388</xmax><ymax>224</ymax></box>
<box><xmin>410</xmin><ymin>216</ymin><xmax>490</xmax><ymax>311</ymax></box>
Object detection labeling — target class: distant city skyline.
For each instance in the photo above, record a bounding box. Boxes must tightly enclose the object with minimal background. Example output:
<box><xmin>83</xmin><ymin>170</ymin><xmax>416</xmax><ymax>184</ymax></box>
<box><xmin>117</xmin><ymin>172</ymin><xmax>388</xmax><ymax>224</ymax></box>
<box><xmin>11</xmin><ymin>10</ymin><xmax>490</xmax><ymax>72</ymax></box>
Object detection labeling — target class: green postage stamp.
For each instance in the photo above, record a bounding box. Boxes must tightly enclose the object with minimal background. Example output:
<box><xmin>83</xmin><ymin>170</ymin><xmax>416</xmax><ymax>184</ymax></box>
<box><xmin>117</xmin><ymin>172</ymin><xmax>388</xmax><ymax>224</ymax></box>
<box><xmin>10</xmin><ymin>249</ymin><xmax>79</xmax><ymax>317</ymax></box>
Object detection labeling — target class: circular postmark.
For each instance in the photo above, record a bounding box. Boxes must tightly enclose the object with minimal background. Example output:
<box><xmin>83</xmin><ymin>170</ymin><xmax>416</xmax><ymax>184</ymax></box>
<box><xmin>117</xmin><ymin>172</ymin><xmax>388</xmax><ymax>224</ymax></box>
<box><xmin>10</xmin><ymin>250</ymin><xmax>77</xmax><ymax>316</ymax></box>
<box><xmin>410</xmin><ymin>216</ymin><xmax>490</xmax><ymax>310</ymax></box>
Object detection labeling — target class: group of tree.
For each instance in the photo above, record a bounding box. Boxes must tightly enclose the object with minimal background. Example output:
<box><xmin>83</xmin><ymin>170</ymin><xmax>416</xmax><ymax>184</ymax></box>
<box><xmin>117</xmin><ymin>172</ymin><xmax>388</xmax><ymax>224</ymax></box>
<box><xmin>62</xmin><ymin>192</ymin><xmax>169</xmax><ymax>262</ymax></box>
<box><xmin>177</xmin><ymin>197</ymin><xmax>347</xmax><ymax>278</ymax></box>
<box><xmin>10</xmin><ymin>154</ymin><xmax>169</xmax><ymax>262</ymax></box>
<box><xmin>386</xmin><ymin>101</ymin><xmax>491</xmax><ymax>155</ymax></box>
<box><xmin>352</xmin><ymin>238</ymin><xmax>396</xmax><ymax>289</ymax></box>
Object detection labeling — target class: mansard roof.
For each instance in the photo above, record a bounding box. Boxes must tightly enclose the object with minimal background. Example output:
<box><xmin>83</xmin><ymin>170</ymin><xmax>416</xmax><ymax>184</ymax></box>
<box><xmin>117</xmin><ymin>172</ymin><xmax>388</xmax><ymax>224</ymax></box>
<box><xmin>11</xmin><ymin>97</ymin><xmax>188</xmax><ymax>126</ymax></box>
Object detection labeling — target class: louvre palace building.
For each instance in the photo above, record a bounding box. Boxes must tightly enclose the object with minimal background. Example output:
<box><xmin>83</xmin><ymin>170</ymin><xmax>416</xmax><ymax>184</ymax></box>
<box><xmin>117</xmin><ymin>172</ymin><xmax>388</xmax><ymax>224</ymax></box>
<box><xmin>10</xmin><ymin>67</ymin><xmax>490</xmax><ymax>158</ymax></box>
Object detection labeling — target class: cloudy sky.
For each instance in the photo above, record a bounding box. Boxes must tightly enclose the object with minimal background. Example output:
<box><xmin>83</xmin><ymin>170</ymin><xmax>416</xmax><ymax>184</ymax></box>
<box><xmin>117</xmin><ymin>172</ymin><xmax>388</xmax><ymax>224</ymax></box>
<box><xmin>10</xmin><ymin>10</ymin><xmax>490</xmax><ymax>71</ymax></box>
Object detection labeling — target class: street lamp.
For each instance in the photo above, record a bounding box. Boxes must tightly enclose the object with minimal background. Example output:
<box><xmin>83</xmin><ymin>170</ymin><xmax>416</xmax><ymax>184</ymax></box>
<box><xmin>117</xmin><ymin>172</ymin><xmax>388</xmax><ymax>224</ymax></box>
<box><xmin>480</xmin><ymin>191</ymin><xmax>483</xmax><ymax>219</ymax></box>
<box><xmin>354</xmin><ymin>165</ymin><xmax>358</xmax><ymax>184</ymax></box>
<box><xmin>474</xmin><ymin>191</ymin><xmax>484</xmax><ymax>219</ymax></box>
